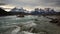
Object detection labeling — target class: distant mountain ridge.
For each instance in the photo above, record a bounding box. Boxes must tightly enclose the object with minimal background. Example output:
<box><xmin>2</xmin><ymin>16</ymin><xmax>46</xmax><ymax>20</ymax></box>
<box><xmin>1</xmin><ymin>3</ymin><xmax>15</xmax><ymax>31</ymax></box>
<box><xmin>0</xmin><ymin>7</ymin><xmax>60</xmax><ymax>16</ymax></box>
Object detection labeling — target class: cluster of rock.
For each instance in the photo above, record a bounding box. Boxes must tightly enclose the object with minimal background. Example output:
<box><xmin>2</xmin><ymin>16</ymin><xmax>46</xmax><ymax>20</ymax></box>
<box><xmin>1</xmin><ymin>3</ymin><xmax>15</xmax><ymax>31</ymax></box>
<box><xmin>49</xmin><ymin>17</ymin><xmax>60</xmax><ymax>26</ymax></box>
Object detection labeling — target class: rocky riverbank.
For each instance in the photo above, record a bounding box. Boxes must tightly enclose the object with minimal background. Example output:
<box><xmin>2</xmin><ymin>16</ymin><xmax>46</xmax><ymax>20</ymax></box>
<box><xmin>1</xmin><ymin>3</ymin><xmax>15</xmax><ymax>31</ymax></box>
<box><xmin>46</xmin><ymin>16</ymin><xmax>60</xmax><ymax>26</ymax></box>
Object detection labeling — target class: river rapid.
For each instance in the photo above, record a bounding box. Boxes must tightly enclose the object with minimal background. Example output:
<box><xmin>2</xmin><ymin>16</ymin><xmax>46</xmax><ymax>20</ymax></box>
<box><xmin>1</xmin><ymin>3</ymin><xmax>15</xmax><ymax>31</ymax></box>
<box><xmin>0</xmin><ymin>15</ymin><xmax>60</xmax><ymax>34</ymax></box>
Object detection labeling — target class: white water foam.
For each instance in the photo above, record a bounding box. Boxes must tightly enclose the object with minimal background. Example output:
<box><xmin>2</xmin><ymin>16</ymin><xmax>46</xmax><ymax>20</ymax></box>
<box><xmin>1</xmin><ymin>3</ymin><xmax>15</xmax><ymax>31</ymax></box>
<box><xmin>11</xmin><ymin>26</ymin><xmax>21</xmax><ymax>34</ymax></box>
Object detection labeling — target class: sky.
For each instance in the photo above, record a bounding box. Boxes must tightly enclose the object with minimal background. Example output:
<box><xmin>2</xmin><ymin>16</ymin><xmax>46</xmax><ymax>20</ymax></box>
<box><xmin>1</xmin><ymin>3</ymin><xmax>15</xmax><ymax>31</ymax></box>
<box><xmin>0</xmin><ymin>0</ymin><xmax>60</xmax><ymax>11</ymax></box>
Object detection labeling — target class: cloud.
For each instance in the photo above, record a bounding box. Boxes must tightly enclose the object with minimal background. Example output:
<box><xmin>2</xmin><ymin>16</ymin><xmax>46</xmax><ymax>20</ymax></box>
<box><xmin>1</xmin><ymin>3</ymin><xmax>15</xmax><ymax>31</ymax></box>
<box><xmin>42</xmin><ymin>0</ymin><xmax>60</xmax><ymax>7</ymax></box>
<box><xmin>0</xmin><ymin>3</ymin><xmax>6</xmax><ymax>5</ymax></box>
<box><xmin>0</xmin><ymin>0</ymin><xmax>60</xmax><ymax>10</ymax></box>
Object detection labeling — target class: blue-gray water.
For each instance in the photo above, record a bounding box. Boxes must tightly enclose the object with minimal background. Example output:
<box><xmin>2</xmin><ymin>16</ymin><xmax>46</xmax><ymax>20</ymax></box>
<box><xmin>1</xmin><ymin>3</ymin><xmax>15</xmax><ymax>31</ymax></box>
<box><xmin>0</xmin><ymin>15</ymin><xmax>60</xmax><ymax>34</ymax></box>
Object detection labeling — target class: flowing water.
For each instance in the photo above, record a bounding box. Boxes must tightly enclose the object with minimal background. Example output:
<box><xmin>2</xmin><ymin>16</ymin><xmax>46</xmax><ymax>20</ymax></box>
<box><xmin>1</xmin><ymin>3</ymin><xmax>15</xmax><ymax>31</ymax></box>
<box><xmin>0</xmin><ymin>15</ymin><xmax>60</xmax><ymax>34</ymax></box>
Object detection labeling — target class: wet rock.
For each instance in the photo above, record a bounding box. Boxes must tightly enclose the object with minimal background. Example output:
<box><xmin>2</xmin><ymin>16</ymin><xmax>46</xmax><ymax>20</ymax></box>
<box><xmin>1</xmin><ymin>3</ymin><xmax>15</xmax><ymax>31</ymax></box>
<box><xmin>57</xmin><ymin>21</ymin><xmax>60</xmax><ymax>26</ymax></box>
<box><xmin>49</xmin><ymin>19</ymin><xmax>59</xmax><ymax>23</ymax></box>
<box><xmin>29</xmin><ymin>27</ymin><xmax>39</xmax><ymax>33</ymax></box>
<box><xmin>49</xmin><ymin>18</ymin><xmax>60</xmax><ymax>26</ymax></box>
<box><xmin>34</xmin><ymin>19</ymin><xmax>39</xmax><ymax>21</ymax></box>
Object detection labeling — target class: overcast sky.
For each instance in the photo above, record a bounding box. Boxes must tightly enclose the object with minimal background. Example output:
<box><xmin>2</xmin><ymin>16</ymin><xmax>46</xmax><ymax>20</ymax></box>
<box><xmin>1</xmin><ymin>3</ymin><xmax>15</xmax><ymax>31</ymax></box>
<box><xmin>0</xmin><ymin>0</ymin><xmax>60</xmax><ymax>11</ymax></box>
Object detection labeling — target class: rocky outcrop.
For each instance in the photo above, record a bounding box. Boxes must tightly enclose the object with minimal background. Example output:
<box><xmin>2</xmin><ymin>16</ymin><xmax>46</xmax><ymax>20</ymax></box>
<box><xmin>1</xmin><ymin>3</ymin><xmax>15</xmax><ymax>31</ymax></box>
<box><xmin>49</xmin><ymin>18</ymin><xmax>60</xmax><ymax>26</ymax></box>
<box><xmin>50</xmin><ymin>19</ymin><xmax>59</xmax><ymax>23</ymax></box>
